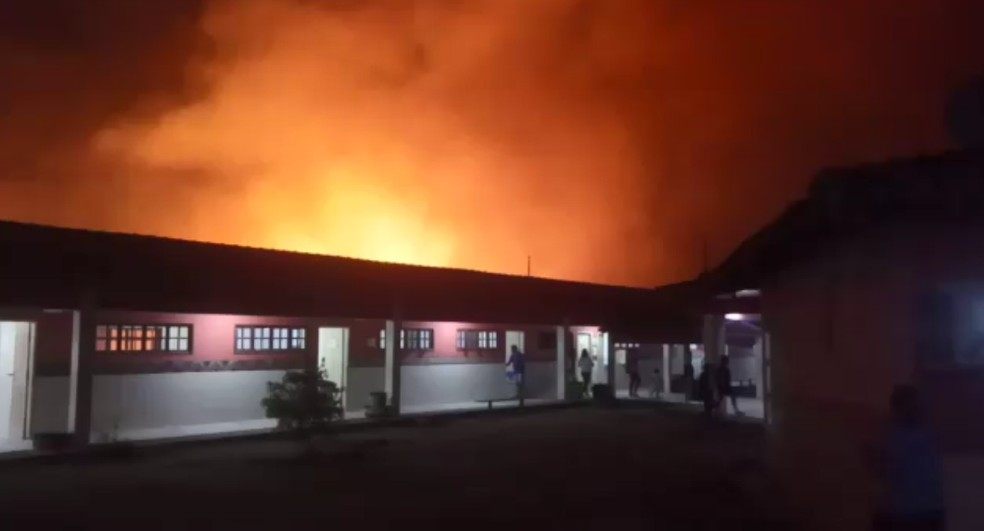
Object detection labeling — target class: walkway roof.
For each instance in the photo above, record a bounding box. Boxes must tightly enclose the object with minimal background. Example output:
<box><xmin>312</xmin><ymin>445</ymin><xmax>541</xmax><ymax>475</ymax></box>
<box><xmin>0</xmin><ymin>220</ymin><xmax>701</xmax><ymax>340</ymax></box>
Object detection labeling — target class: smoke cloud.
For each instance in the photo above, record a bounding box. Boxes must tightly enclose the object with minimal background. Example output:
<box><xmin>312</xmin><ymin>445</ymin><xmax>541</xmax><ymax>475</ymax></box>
<box><xmin>3</xmin><ymin>0</ymin><xmax>984</xmax><ymax>286</ymax></box>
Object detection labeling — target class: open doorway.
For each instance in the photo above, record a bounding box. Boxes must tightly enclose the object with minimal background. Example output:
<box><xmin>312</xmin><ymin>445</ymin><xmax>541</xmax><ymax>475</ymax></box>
<box><xmin>504</xmin><ymin>330</ymin><xmax>525</xmax><ymax>363</ymax></box>
<box><xmin>0</xmin><ymin>321</ymin><xmax>35</xmax><ymax>447</ymax></box>
<box><xmin>575</xmin><ymin>332</ymin><xmax>600</xmax><ymax>385</ymax></box>
<box><xmin>317</xmin><ymin>327</ymin><xmax>349</xmax><ymax>409</ymax></box>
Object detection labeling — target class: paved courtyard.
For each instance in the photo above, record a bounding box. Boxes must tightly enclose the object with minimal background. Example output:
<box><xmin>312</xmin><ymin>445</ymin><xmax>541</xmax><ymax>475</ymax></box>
<box><xmin>0</xmin><ymin>407</ymin><xmax>790</xmax><ymax>529</ymax></box>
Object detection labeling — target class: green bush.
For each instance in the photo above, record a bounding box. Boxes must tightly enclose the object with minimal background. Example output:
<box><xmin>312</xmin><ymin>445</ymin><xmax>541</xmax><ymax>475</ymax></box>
<box><xmin>261</xmin><ymin>369</ymin><xmax>343</xmax><ymax>430</ymax></box>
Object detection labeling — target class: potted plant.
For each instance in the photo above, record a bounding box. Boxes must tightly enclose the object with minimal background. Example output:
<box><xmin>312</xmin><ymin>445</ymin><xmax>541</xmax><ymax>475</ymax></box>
<box><xmin>363</xmin><ymin>391</ymin><xmax>384</xmax><ymax>418</ymax></box>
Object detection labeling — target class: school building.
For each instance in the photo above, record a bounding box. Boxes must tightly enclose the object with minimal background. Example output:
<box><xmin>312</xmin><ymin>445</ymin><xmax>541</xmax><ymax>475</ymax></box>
<box><xmin>0</xmin><ymin>219</ymin><xmax>707</xmax><ymax>452</ymax></box>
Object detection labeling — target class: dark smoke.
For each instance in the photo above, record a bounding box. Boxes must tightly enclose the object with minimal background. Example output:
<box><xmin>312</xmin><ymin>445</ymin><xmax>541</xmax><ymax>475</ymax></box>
<box><xmin>2</xmin><ymin>0</ymin><xmax>984</xmax><ymax>286</ymax></box>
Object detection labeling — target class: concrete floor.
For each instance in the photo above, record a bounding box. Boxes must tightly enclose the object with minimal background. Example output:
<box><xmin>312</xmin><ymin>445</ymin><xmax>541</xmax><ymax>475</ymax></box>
<box><xmin>0</xmin><ymin>407</ymin><xmax>790</xmax><ymax>529</ymax></box>
<box><xmin>355</xmin><ymin>398</ymin><xmax>554</xmax><ymax>418</ymax></box>
<box><xmin>616</xmin><ymin>390</ymin><xmax>765</xmax><ymax>419</ymax></box>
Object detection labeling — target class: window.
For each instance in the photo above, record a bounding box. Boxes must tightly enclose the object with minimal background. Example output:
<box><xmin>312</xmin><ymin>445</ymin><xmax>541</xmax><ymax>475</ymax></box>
<box><xmin>614</xmin><ymin>342</ymin><xmax>640</xmax><ymax>349</ymax></box>
<box><xmin>95</xmin><ymin>324</ymin><xmax>191</xmax><ymax>353</ymax></box>
<box><xmin>379</xmin><ymin>328</ymin><xmax>433</xmax><ymax>350</ymax></box>
<box><xmin>405</xmin><ymin>328</ymin><xmax>433</xmax><ymax>350</ymax></box>
<box><xmin>291</xmin><ymin>328</ymin><xmax>306</xmax><ymax>349</ymax></box>
<box><xmin>456</xmin><ymin>330</ymin><xmax>499</xmax><ymax>350</ymax></box>
<box><xmin>236</xmin><ymin>326</ymin><xmax>306</xmax><ymax>352</ymax></box>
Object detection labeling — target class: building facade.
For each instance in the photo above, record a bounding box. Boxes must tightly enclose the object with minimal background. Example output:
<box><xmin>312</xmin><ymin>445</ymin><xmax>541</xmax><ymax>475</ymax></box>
<box><xmin>0</xmin><ymin>220</ymin><xmax>700</xmax><ymax>452</ymax></box>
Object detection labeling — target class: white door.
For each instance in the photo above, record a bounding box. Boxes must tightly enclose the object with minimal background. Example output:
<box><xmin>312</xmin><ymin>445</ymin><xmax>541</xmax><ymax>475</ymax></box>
<box><xmin>318</xmin><ymin>327</ymin><xmax>348</xmax><ymax>408</ymax></box>
<box><xmin>0</xmin><ymin>321</ymin><xmax>33</xmax><ymax>440</ymax></box>
<box><xmin>576</xmin><ymin>332</ymin><xmax>592</xmax><ymax>383</ymax></box>
<box><xmin>596</xmin><ymin>332</ymin><xmax>609</xmax><ymax>384</ymax></box>
<box><xmin>505</xmin><ymin>331</ymin><xmax>524</xmax><ymax>365</ymax></box>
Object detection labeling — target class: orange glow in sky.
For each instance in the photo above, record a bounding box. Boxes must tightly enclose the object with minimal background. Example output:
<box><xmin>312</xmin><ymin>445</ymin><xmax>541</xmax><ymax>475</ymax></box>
<box><xmin>0</xmin><ymin>0</ymin><xmax>970</xmax><ymax>287</ymax></box>
<box><xmin>93</xmin><ymin>0</ymin><xmax>652</xmax><ymax>283</ymax></box>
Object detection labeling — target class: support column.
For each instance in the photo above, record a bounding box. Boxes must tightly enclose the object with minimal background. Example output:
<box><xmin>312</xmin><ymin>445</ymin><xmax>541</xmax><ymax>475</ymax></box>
<box><xmin>661</xmin><ymin>344</ymin><xmax>671</xmax><ymax>395</ymax></box>
<box><xmin>761</xmin><ymin>332</ymin><xmax>773</xmax><ymax>427</ymax></box>
<box><xmin>555</xmin><ymin>322</ymin><xmax>567</xmax><ymax>400</ymax></box>
<box><xmin>752</xmin><ymin>338</ymin><xmax>764</xmax><ymax>400</ymax></box>
<box><xmin>702</xmin><ymin>314</ymin><xmax>726</xmax><ymax>366</ymax></box>
<box><xmin>384</xmin><ymin>318</ymin><xmax>402</xmax><ymax>415</ymax></box>
<box><xmin>69</xmin><ymin>298</ymin><xmax>96</xmax><ymax>447</ymax></box>
<box><xmin>702</xmin><ymin>314</ymin><xmax>726</xmax><ymax>414</ymax></box>
<box><xmin>604</xmin><ymin>333</ymin><xmax>615</xmax><ymax>388</ymax></box>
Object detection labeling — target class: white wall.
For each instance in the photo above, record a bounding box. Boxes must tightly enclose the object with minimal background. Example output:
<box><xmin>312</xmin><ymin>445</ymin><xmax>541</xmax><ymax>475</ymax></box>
<box><xmin>345</xmin><ymin>361</ymin><xmax>558</xmax><ymax>412</ymax></box>
<box><xmin>345</xmin><ymin>367</ymin><xmax>384</xmax><ymax>412</ymax></box>
<box><xmin>400</xmin><ymin>361</ymin><xmax>556</xmax><ymax>409</ymax></box>
<box><xmin>613</xmin><ymin>345</ymin><xmax>664</xmax><ymax>392</ymax></box>
<box><xmin>30</xmin><ymin>376</ymin><xmax>70</xmax><ymax>434</ymax></box>
<box><xmin>727</xmin><ymin>346</ymin><xmax>759</xmax><ymax>382</ymax></box>
<box><xmin>91</xmin><ymin>370</ymin><xmax>286</xmax><ymax>441</ymax></box>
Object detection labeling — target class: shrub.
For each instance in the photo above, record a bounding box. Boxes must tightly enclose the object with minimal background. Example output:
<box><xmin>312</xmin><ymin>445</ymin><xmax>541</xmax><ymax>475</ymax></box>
<box><xmin>262</xmin><ymin>369</ymin><xmax>343</xmax><ymax>431</ymax></box>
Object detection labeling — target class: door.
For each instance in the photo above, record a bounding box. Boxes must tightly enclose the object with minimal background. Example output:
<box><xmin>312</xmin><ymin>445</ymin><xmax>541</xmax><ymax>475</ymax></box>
<box><xmin>576</xmin><ymin>332</ymin><xmax>592</xmax><ymax>383</ymax></box>
<box><xmin>0</xmin><ymin>321</ymin><xmax>34</xmax><ymax>440</ymax></box>
<box><xmin>505</xmin><ymin>331</ymin><xmax>524</xmax><ymax>365</ymax></box>
<box><xmin>318</xmin><ymin>327</ymin><xmax>349</xmax><ymax>408</ymax></box>
<box><xmin>597</xmin><ymin>332</ymin><xmax>610</xmax><ymax>384</ymax></box>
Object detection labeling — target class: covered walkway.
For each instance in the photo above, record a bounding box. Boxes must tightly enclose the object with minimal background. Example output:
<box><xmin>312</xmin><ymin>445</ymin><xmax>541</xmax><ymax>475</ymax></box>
<box><xmin>0</xmin><ymin>220</ymin><xmax>704</xmax><ymax>453</ymax></box>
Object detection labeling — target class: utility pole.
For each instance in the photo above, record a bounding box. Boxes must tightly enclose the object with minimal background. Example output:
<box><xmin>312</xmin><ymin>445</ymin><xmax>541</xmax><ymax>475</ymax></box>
<box><xmin>527</xmin><ymin>255</ymin><xmax>532</xmax><ymax>277</ymax></box>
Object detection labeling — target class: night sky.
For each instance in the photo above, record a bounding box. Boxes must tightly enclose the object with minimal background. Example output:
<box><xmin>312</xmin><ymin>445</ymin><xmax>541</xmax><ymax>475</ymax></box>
<box><xmin>2</xmin><ymin>0</ymin><xmax>984</xmax><ymax>287</ymax></box>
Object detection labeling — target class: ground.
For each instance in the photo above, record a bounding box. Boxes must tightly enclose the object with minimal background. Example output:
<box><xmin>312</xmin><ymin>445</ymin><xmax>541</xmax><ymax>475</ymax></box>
<box><xmin>0</xmin><ymin>406</ymin><xmax>792</xmax><ymax>529</ymax></box>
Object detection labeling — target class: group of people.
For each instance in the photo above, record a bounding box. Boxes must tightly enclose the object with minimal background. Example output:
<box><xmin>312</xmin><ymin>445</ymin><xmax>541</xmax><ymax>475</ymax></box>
<box><xmin>510</xmin><ymin>344</ymin><xmax>737</xmax><ymax>411</ymax></box>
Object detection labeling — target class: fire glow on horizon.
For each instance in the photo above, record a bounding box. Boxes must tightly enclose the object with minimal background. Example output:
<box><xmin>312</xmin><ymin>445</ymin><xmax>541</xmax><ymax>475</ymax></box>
<box><xmin>93</xmin><ymin>0</ymin><xmax>652</xmax><ymax>283</ymax></box>
<box><xmin>2</xmin><ymin>0</ymin><xmax>978</xmax><ymax>287</ymax></box>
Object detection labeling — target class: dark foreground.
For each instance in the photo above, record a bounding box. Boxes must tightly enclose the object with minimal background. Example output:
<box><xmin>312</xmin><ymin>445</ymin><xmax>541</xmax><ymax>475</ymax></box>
<box><xmin>0</xmin><ymin>408</ymin><xmax>791</xmax><ymax>529</ymax></box>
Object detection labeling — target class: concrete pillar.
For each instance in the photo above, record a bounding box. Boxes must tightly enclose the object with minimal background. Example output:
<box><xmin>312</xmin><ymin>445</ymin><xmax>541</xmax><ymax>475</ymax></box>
<box><xmin>761</xmin><ymin>332</ymin><xmax>773</xmax><ymax>427</ymax></box>
<box><xmin>702</xmin><ymin>314</ymin><xmax>726</xmax><ymax>414</ymax></box>
<box><xmin>69</xmin><ymin>302</ymin><xmax>96</xmax><ymax>447</ymax></box>
<box><xmin>661</xmin><ymin>344</ymin><xmax>671</xmax><ymax>395</ymax></box>
<box><xmin>555</xmin><ymin>323</ymin><xmax>567</xmax><ymax>400</ymax></box>
<box><xmin>604</xmin><ymin>333</ymin><xmax>616</xmax><ymax>388</ymax></box>
<box><xmin>752</xmin><ymin>338</ymin><xmax>764</xmax><ymax>399</ymax></box>
<box><xmin>384</xmin><ymin>318</ymin><xmax>403</xmax><ymax>415</ymax></box>
<box><xmin>702</xmin><ymin>314</ymin><xmax>726</xmax><ymax>366</ymax></box>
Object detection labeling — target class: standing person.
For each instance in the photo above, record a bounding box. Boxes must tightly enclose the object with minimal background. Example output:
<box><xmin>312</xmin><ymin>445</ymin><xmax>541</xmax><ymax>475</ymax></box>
<box><xmin>506</xmin><ymin>345</ymin><xmax>526</xmax><ymax>404</ymax></box>
<box><xmin>625</xmin><ymin>349</ymin><xmax>641</xmax><ymax>397</ymax></box>
<box><xmin>698</xmin><ymin>362</ymin><xmax>716</xmax><ymax>420</ymax></box>
<box><xmin>578</xmin><ymin>349</ymin><xmax>594</xmax><ymax>398</ymax></box>
<box><xmin>718</xmin><ymin>356</ymin><xmax>741</xmax><ymax>415</ymax></box>
<box><xmin>868</xmin><ymin>385</ymin><xmax>945</xmax><ymax>531</ymax></box>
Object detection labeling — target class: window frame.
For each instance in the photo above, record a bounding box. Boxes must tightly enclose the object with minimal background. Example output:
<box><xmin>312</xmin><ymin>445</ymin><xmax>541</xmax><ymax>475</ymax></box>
<box><xmin>379</xmin><ymin>328</ymin><xmax>434</xmax><ymax>351</ymax></box>
<box><xmin>95</xmin><ymin>324</ymin><xmax>193</xmax><ymax>354</ymax></box>
<box><xmin>456</xmin><ymin>329</ymin><xmax>500</xmax><ymax>351</ymax></box>
<box><xmin>235</xmin><ymin>325</ymin><xmax>308</xmax><ymax>354</ymax></box>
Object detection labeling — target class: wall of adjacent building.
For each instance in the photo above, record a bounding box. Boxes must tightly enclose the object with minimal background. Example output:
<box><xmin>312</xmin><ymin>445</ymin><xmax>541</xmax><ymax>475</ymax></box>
<box><xmin>763</xmin><ymin>222</ymin><xmax>984</xmax><ymax>531</ymax></box>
